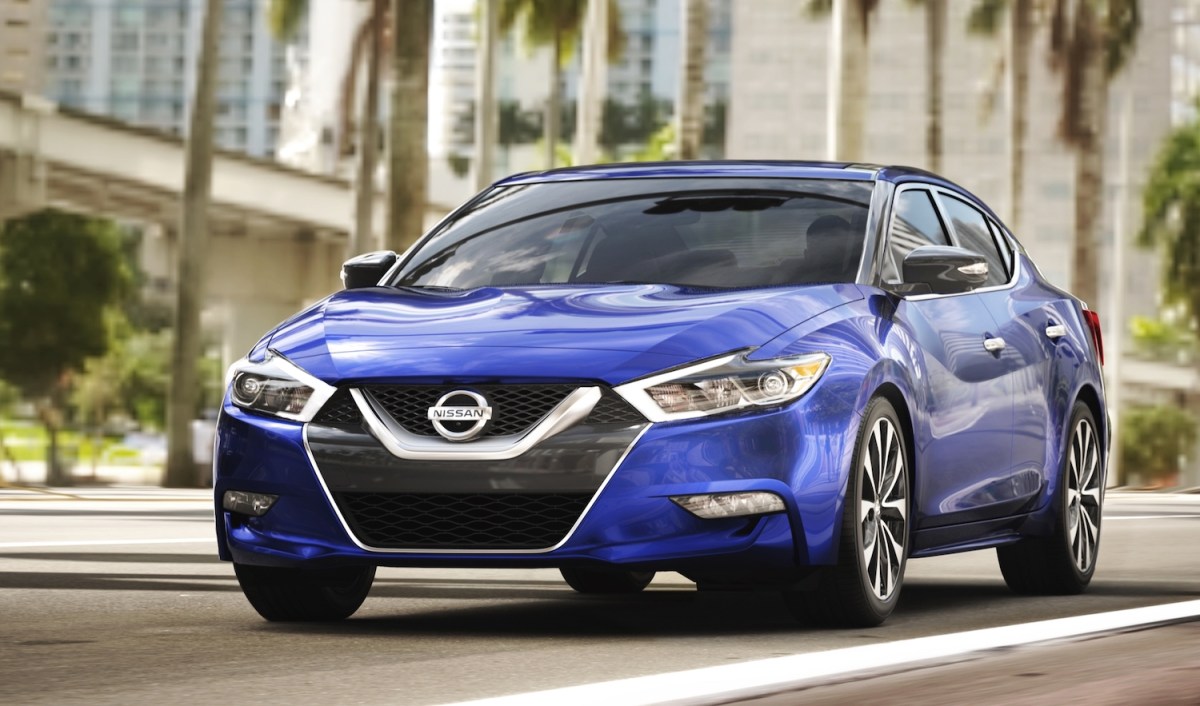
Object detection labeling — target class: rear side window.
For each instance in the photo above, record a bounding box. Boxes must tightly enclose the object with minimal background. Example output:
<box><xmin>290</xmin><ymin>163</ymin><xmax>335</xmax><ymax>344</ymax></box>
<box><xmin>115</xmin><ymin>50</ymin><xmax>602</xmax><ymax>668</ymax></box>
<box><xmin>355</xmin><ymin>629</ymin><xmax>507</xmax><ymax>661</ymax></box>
<box><xmin>986</xmin><ymin>219</ymin><xmax>1015</xmax><ymax>279</ymax></box>
<box><xmin>939</xmin><ymin>194</ymin><xmax>1008</xmax><ymax>286</ymax></box>
<box><xmin>884</xmin><ymin>189</ymin><xmax>949</xmax><ymax>283</ymax></box>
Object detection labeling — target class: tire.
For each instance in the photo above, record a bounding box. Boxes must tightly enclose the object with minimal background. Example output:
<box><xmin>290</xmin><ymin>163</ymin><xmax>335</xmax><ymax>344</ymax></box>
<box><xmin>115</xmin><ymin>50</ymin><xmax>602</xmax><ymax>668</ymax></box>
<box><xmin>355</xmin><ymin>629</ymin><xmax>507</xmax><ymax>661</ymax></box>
<box><xmin>784</xmin><ymin>397</ymin><xmax>910</xmax><ymax>627</ymax></box>
<box><xmin>997</xmin><ymin>402</ymin><xmax>1103</xmax><ymax>595</ymax></box>
<box><xmin>233</xmin><ymin>563</ymin><xmax>376</xmax><ymax>621</ymax></box>
<box><xmin>560</xmin><ymin>567</ymin><xmax>655</xmax><ymax>594</ymax></box>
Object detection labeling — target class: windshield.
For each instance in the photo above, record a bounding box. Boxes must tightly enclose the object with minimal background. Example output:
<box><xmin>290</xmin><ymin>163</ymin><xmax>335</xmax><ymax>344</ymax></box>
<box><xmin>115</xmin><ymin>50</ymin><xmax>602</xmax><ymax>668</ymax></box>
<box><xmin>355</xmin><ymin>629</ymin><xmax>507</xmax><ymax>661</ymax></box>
<box><xmin>392</xmin><ymin>177</ymin><xmax>873</xmax><ymax>290</ymax></box>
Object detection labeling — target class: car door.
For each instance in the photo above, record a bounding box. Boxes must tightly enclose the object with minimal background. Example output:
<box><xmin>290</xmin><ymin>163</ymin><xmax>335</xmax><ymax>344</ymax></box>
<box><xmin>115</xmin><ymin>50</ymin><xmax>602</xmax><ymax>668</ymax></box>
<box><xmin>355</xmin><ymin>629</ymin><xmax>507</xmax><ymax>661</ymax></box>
<box><xmin>882</xmin><ymin>185</ymin><xmax>1016</xmax><ymax>530</ymax></box>
<box><xmin>934</xmin><ymin>192</ymin><xmax>1060</xmax><ymax>498</ymax></box>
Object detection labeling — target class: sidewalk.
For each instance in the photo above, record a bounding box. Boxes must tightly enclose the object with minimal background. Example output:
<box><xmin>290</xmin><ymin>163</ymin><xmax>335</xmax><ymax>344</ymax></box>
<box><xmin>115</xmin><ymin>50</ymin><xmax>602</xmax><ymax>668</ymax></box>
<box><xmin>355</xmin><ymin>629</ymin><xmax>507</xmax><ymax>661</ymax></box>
<box><xmin>0</xmin><ymin>461</ymin><xmax>214</xmax><ymax>500</ymax></box>
<box><xmin>0</xmin><ymin>460</ymin><xmax>200</xmax><ymax>487</ymax></box>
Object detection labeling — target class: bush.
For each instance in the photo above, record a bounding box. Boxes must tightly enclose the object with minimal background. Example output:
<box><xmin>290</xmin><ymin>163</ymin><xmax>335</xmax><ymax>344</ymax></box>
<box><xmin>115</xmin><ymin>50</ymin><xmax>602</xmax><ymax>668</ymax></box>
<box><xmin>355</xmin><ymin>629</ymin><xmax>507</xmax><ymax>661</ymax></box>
<box><xmin>1120</xmin><ymin>405</ymin><xmax>1198</xmax><ymax>485</ymax></box>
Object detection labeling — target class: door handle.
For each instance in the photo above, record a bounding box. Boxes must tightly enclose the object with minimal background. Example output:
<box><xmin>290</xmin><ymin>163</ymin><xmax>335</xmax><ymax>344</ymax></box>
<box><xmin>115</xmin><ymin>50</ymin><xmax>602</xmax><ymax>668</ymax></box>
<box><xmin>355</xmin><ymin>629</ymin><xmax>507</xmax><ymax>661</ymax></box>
<box><xmin>983</xmin><ymin>337</ymin><xmax>1007</xmax><ymax>352</ymax></box>
<box><xmin>1045</xmin><ymin>324</ymin><xmax>1067</xmax><ymax>339</ymax></box>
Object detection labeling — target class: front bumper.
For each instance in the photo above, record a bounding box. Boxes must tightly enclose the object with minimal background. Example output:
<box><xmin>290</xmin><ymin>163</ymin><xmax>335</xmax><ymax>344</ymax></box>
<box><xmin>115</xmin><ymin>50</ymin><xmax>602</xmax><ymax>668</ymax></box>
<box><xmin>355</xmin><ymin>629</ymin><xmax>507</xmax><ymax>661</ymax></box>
<box><xmin>214</xmin><ymin>385</ymin><xmax>858</xmax><ymax>581</ymax></box>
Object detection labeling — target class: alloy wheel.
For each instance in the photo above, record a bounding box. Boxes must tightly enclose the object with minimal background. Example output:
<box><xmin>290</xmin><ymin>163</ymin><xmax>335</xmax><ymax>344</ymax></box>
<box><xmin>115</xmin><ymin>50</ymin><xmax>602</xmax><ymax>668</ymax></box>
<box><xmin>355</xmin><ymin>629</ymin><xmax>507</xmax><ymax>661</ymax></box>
<box><xmin>1066</xmin><ymin>418</ymin><xmax>1102</xmax><ymax>573</ymax></box>
<box><xmin>860</xmin><ymin>416</ymin><xmax>907</xmax><ymax>602</ymax></box>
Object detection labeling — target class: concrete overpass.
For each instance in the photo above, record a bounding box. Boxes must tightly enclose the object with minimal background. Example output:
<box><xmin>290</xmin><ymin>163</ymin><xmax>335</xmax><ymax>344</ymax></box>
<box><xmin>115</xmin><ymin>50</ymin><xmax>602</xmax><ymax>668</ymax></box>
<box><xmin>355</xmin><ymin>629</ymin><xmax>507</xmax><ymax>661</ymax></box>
<box><xmin>0</xmin><ymin>89</ymin><xmax>445</xmax><ymax>368</ymax></box>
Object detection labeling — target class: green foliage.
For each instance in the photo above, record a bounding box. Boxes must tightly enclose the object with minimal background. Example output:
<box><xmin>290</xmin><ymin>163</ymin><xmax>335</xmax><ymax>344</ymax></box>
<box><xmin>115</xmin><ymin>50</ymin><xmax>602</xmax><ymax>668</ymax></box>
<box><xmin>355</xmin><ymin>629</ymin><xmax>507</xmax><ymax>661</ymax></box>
<box><xmin>267</xmin><ymin>0</ymin><xmax>309</xmax><ymax>41</ymax></box>
<box><xmin>71</xmin><ymin>325</ymin><xmax>222</xmax><ymax>431</ymax></box>
<box><xmin>0</xmin><ymin>210</ymin><xmax>133</xmax><ymax>399</ymax></box>
<box><xmin>628</xmin><ymin>123</ymin><xmax>677</xmax><ymax>162</ymax></box>
<box><xmin>1121</xmin><ymin>405</ymin><xmax>1198</xmax><ymax>484</ymax></box>
<box><xmin>1129</xmin><ymin>314</ymin><xmax>1195</xmax><ymax>361</ymax></box>
<box><xmin>446</xmin><ymin>153</ymin><xmax>471</xmax><ymax>179</ymax></box>
<box><xmin>499</xmin><ymin>0</ymin><xmax>624</xmax><ymax>65</ymax></box>
<box><xmin>967</xmin><ymin>0</ymin><xmax>1008</xmax><ymax>35</ymax></box>
<box><xmin>0</xmin><ymin>379</ymin><xmax>17</xmax><ymax>415</ymax></box>
<box><xmin>1138</xmin><ymin>98</ymin><xmax>1200</xmax><ymax>330</ymax></box>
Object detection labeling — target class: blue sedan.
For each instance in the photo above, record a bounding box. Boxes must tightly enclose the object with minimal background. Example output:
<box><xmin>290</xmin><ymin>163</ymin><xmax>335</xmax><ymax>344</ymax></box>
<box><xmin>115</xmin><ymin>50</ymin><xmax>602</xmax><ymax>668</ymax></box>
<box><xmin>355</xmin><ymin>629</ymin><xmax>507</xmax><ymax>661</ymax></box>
<box><xmin>215</xmin><ymin>161</ymin><xmax>1107</xmax><ymax>626</ymax></box>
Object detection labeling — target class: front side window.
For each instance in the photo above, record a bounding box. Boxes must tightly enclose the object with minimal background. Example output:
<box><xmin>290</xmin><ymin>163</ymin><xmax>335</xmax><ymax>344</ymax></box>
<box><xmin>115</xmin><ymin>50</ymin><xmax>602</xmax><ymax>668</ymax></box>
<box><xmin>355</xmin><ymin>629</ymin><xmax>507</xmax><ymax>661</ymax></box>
<box><xmin>392</xmin><ymin>178</ymin><xmax>873</xmax><ymax>290</ymax></box>
<box><xmin>883</xmin><ymin>188</ymin><xmax>950</xmax><ymax>283</ymax></box>
<box><xmin>939</xmin><ymin>194</ymin><xmax>1008</xmax><ymax>286</ymax></box>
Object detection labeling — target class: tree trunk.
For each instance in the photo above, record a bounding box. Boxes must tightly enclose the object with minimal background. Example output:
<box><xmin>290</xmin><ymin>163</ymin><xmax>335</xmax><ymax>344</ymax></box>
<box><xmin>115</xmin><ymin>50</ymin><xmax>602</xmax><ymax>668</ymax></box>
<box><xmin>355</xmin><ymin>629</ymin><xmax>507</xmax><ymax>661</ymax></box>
<box><xmin>574</xmin><ymin>0</ymin><xmax>609</xmax><ymax>165</ymax></box>
<box><xmin>924</xmin><ymin>0</ymin><xmax>945</xmax><ymax>173</ymax></box>
<box><xmin>351</xmin><ymin>0</ymin><xmax>385</xmax><ymax>257</ymax></box>
<box><xmin>0</xmin><ymin>426</ymin><xmax>21</xmax><ymax>484</ymax></box>
<box><xmin>546</xmin><ymin>37</ymin><xmax>562</xmax><ymax>168</ymax></box>
<box><xmin>37</xmin><ymin>397</ymin><xmax>66</xmax><ymax>486</ymax></box>
<box><xmin>339</xmin><ymin>15</ymin><xmax>375</xmax><ymax>159</ymax></box>
<box><xmin>165</xmin><ymin>0</ymin><xmax>222</xmax><ymax>488</ymax></box>
<box><xmin>827</xmin><ymin>0</ymin><xmax>868</xmax><ymax>162</ymax></box>
<box><xmin>676</xmin><ymin>0</ymin><xmax>707</xmax><ymax>160</ymax></box>
<box><xmin>385</xmin><ymin>0</ymin><xmax>431</xmax><ymax>253</ymax></box>
<box><xmin>1071</xmin><ymin>13</ymin><xmax>1107</xmax><ymax>310</ymax></box>
<box><xmin>1008</xmin><ymin>0</ymin><xmax>1031</xmax><ymax>234</ymax></box>
<box><xmin>474</xmin><ymin>0</ymin><xmax>498</xmax><ymax>190</ymax></box>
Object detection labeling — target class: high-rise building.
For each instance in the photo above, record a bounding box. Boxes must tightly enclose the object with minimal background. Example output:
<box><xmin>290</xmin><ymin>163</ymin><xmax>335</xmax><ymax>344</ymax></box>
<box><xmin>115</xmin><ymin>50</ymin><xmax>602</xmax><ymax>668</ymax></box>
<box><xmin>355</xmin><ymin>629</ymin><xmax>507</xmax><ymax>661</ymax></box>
<box><xmin>0</xmin><ymin>0</ymin><xmax>47</xmax><ymax>94</ymax></box>
<box><xmin>726</xmin><ymin>0</ymin><xmax>1180</xmax><ymax>334</ymax></box>
<box><xmin>1175</xmin><ymin>0</ymin><xmax>1200</xmax><ymax>124</ymax></box>
<box><xmin>38</xmin><ymin>0</ymin><xmax>288</xmax><ymax>158</ymax></box>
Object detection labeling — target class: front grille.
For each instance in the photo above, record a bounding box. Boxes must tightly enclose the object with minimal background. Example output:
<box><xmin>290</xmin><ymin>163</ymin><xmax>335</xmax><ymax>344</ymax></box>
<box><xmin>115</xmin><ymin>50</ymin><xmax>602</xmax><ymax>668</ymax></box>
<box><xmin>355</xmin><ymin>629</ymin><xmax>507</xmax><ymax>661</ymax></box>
<box><xmin>333</xmin><ymin>492</ymin><xmax>593</xmax><ymax>549</ymax></box>
<box><xmin>586</xmin><ymin>391</ymin><xmax>645</xmax><ymax>425</ymax></box>
<box><xmin>313</xmin><ymin>389</ymin><xmax>361</xmax><ymax>425</ymax></box>
<box><xmin>312</xmin><ymin>384</ymin><xmax>646</xmax><ymax>431</ymax></box>
<box><xmin>363</xmin><ymin>384</ymin><xmax>579</xmax><ymax>437</ymax></box>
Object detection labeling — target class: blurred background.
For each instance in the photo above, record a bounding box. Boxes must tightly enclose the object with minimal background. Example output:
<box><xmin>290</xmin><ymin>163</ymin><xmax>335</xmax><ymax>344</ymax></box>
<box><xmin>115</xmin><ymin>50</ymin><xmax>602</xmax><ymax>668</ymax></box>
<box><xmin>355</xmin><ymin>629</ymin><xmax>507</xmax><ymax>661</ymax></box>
<box><xmin>0</xmin><ymin>0</ymin><xmax>1197</xmax><ymax>490</ymax></box>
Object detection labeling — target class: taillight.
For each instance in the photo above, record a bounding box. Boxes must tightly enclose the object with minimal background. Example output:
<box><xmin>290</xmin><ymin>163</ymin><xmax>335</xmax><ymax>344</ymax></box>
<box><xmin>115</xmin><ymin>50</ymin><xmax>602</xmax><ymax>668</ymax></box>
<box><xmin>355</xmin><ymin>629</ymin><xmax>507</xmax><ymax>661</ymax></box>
<box><xmin>1082</xmin><ymin>309</ymin><xmax>1104</xmax><ymax>366</ymax></box>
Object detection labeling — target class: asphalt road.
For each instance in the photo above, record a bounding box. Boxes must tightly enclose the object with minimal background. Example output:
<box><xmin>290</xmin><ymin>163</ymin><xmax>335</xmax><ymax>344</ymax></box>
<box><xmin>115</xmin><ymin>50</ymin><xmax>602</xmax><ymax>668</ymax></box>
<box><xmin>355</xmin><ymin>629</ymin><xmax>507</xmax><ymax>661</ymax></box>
<box><xmin>0</xmin><ymin>489</ymin><xmax>1198</xmax><ymax>705</ymax></box>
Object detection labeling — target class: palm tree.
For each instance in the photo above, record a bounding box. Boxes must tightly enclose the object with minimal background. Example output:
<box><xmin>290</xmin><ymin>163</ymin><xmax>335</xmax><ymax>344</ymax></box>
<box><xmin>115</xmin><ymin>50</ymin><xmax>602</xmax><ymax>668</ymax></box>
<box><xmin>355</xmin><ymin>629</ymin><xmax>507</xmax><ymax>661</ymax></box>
<box><xmin>476</xmin><ymin>0</ymin><xmax>500</xmax><ymax>190</ymax></box>
<box><xmin>968</xmin><ymin>0</ymin><xmax>1033</xmax><ymax>235</ymax></box>
<box><xmin>267</xmin><ymin>0</ymin><xmax>384</xmax><ymax>256</ymax></box>
<box><xmin>1138</xmin><ymin>98</ymin><xmax>1200</xmax><ymax>329</ymax></box>
<box><xmin>1047</xmin><ymin>0</ymin><xmax>1139</xmax><ymax>308</ymax></box>
<box><xmin>676</xmin><ymin>0</ymin><xmax>708</xmax><ymax>160</ymax></box>
<box><xmin>165</xmin><ymin>0</ymin><xmax>222</xmax><ymax>487</ymax></box>
<box><xmin>922</xmin><ymin>0</ymin><xmax>946</xmax><ymax>173</ymax></box>
<box><xmin>386</xmin><ymin>0</ymin><xmax>433</xmax><ymax>253</ymax></box>
<box><xmin>499</xmin><ymin>0</ymin><xmax>622</xmax><ymax>168</ymax></box>
<box><xmin>806</xmin><ymin>0</ymin><xmax>880</xmax><ymax>162</ymax></box>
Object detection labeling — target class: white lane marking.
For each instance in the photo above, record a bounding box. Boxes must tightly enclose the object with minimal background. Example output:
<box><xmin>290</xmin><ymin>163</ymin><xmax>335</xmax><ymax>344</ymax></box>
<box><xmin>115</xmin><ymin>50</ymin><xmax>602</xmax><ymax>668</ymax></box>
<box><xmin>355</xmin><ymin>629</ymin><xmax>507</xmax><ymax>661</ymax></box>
<box><xmin>1105</xmin><ymin>515</ymin><xmax>1200</xmax><ymax>521</ymax></box>
<box><xmin>441</xmin><ymin>600</ymin><xmax>1200</xmax><ymax>706</ymax></box>
<box><xmin>0</xmin><ymin>538</ymin><xmax>211</xmax><ymax>549</ymax></box>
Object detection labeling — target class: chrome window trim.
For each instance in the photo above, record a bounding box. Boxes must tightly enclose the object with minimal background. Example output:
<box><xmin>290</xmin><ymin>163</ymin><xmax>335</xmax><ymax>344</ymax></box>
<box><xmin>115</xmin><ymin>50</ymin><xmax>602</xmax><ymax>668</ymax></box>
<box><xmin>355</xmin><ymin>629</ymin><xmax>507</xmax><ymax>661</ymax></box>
<box><xmin>350</xmin><ymin>386</ymin><xmax>602</xmax><ymax>461</ymax></box>
<box><xmin>301</xmin><ymin>423</ymin><xmax>651</xmax><ymax>555</ymax></box>
<box><xmin>882</xmin><ymin>182</ymin><xmax>1021</xmax><ymax>301</ymax></box>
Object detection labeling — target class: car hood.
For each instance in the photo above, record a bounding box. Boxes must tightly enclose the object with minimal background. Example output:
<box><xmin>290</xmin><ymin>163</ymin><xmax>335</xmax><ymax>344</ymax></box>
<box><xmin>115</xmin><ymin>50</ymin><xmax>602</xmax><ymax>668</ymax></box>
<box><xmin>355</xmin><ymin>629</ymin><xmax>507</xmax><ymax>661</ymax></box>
<box><xmin>268</xmin><ymin>284</ymin><xmax>863</xmax><ymax>385</ymax></box>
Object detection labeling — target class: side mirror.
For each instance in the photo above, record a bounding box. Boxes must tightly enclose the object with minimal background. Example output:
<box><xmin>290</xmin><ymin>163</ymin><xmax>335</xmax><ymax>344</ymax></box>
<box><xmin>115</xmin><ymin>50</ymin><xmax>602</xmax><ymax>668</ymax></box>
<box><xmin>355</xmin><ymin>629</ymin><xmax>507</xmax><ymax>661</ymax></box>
<box><xmin>341</xmin><ymin>250</ymin><xmax>397</xmax><ymax>290</ymax></box>
<box><xmin>901</xmin><ymin>245</ymin><xmax>988</xmax><ymax>295</ymax></box>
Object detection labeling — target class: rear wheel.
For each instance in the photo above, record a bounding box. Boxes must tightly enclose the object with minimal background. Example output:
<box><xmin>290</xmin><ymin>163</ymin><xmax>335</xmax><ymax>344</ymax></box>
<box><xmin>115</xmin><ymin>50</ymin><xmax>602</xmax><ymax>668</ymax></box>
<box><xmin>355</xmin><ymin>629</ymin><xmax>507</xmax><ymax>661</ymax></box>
<box><xmin>785</xmin><ymin>397</ymin><xmax>909</xmax><ymax>627</ymax></box>
<box><xmin>560</xmin><ymin>567</ymin><xmax>655</xmax><ymax>594</ymax></box>
<box><xmin>997</xmin><ymin>402</ymin><xmax>1103</xmax><ymax>594</ymax></box>
<box><xmin>233</xmin><ymin>563</ymin><xmax>375</xmax><ymax>621</ymax></box>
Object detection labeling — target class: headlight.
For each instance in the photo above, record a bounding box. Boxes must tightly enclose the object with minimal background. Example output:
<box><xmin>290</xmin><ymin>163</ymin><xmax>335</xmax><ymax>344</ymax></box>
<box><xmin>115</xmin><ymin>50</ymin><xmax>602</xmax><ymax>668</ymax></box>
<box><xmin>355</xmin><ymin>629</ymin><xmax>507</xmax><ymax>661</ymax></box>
<box><xmin>226</xmin><ymin>350</ymin><xmax>336</xmax><ymax>422</ymax></box>
<box><xmin>615</xmin><ymin>350</ymin><xmax>830</xmax><ymax>422</ymax></box>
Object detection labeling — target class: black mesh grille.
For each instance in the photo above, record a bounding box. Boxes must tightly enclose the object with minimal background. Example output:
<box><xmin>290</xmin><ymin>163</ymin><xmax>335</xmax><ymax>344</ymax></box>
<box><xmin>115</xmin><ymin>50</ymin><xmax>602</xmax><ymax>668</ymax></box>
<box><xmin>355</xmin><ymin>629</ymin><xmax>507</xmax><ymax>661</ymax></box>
<box><xmin>333</xmin><ymin>492</ymin><xmax>592</xmax><ymax>549</ymax></box>
<box><xmin>362</xmin><ymin>384</ymin><xmax>578</xmax><ymax>437</ymax></box>
<box><xmin>313</xmin><ymin>389</ymin><xmax>361</xmax><ymax>425</ymax></box>
<box><xmin>585</xmin><ymin>391</ymin><xmax>645</xmax><ymax>425</ymax></box>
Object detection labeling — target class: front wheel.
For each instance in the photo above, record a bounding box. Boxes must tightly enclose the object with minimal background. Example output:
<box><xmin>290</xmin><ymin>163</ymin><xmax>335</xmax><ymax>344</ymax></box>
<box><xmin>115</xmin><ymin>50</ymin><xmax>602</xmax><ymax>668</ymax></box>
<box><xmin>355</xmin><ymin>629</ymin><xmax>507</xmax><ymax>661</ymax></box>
<box><xmin>997</xmin><ymin>402</ymin><xmax>1103</xmax><ymax>594</ymax></box>
<box><xmin>560</xmin><ymin>567</ymin><xmax>655</xmax><ymax>594</ymax></box>
<box><xmin>785</xmin><ymin>397</ymin><xmax>909</xmax><ymax>627</ymax></box>
<box><xmin>233</xmin><ymin>563</ymin><xmax>376</xmax><ymax>621</ymax></box>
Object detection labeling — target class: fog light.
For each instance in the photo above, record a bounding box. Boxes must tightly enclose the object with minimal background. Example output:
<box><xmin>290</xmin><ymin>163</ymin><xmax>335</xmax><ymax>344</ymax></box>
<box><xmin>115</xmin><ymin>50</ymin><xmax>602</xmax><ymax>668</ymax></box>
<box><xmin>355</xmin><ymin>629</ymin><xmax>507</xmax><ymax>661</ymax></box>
<box><xmin>222</xmin><ymin>490</ymin><xmax>278</xmax><ymax>517</ymax></box>
<box><xmin>670</xmin><ymin>491</ymin><xmax>786</xmax><ymax>519</ymax></box>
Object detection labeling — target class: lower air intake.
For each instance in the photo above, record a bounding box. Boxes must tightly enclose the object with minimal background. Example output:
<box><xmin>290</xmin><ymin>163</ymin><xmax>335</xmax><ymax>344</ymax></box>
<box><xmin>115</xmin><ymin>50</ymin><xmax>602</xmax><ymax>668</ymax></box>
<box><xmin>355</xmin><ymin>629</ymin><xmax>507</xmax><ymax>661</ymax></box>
<box><xmin>333</xmin><ymin>492</ymin><xmax>593</xmax><ymax>550</ymax></box>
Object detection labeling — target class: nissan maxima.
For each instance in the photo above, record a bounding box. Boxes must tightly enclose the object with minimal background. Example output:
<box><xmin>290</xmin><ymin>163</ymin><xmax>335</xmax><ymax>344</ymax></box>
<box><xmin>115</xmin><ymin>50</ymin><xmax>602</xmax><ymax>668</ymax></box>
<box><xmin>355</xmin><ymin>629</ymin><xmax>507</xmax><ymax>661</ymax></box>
<box><xmin>215</xmin><ymin>161</ymin><xmax>1107</xmax><ymax>627</ymax></box>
